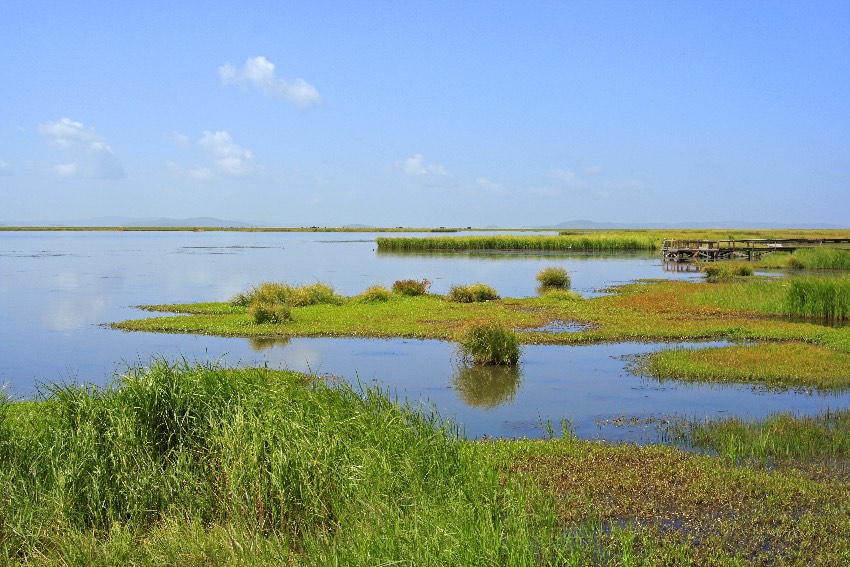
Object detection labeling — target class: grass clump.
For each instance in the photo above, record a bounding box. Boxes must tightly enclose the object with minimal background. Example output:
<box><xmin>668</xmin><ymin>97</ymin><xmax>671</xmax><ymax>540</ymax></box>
<box><xmin>247</xmin><ymin>301</ymin><xmax>292</xmax><ymax>324</ymax></box>
<box><xmin>535</xmin><ymin>266</ymin><xmax>571</xmax><ymax>290</ymax></box>
<box><xmin>354</xmin><ymin>284</ymin><xmax>392</xmax><ymax>303</ymax></box>
<box><xmin>447</xmin><ymin>283</ymin><xmax>499</xmax><ymax>303</ymax></box>
<box><xmin>391</xmin><ymin>278</ymin><xmax>430</xmax><ymax>296</ymax></box>
<box><xmin>702</xmin><ymin>262</ymin><xmax>754</xmax><ymax>280</ymax></box>
<box><xmin>785</xmin><ymin>276</ymin><xmax>850</xmax><ymax>321</ymax></box>
<box><xmin>538</xmin><ymin>288</ymin><xmax>583</xmax><ymax>301</ymax></box>
<box><xmin>458</xmin><ymin>322</ymin><xmax>521</xmax><ymax>365</ymax></box>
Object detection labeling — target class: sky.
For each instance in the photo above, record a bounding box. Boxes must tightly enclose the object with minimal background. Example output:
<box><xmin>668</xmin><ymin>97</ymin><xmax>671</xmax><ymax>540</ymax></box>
<box><xmin>1</xmin><ymin>1</ymin><xmax>849</xmax><ymax>227</ymax></box>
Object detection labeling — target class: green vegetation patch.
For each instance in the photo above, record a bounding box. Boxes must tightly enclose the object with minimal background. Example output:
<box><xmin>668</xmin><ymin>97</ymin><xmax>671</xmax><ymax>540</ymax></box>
<box><xmin>457</xmin><ymin>322</ymin><xmax>521</xmax><ymax>365</ymax></box>
<box><xmin>447</xmin><ymin>282</ymin><xmax>499</xmax><ymax>303</ymax></box>
<box><xmin>0</xmin><ymin>360</ymin><xmax>561</xmax><ymax>565</ymax></box>
<box><xmin>637</xmin><ymin>341</ymin><xmax>850</xmax><ymax>390</ymax></box>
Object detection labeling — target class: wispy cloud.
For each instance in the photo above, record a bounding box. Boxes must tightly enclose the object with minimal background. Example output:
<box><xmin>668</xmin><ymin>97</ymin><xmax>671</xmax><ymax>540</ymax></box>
<box><xmin>199</xmin><ymin>131</ymin><xmax>256</xmax><ymax>176</ymax></box>
<box><xmin>474</xmin><ymin>176</ymin><xmax>504</xmax><ymax>194</ymax></box>
<box><xmin>0</xmin><ymin>160</ymin><xmax>11</xmax><ymax>176</ymax></box>
<box><xmin>219</xmin><ymin>56</ymin><xmax>322</xmax><ymax>110</ymax></box>
<box><xmin>38</xmin><ymin>118</ymin><xmax>124</xmax><ymax>179</ymax></box>
<box><xmin>400</xmin><ymin>153</ymin><xmax>447</xmax><ymax>176</ymax></box>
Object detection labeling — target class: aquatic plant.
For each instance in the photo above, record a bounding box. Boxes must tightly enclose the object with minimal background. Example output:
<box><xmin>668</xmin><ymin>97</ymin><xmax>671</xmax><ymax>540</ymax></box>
<box><xmin>458</xmin><ymin>322</ymin><xmax>521</xmax><ymax>365</ymax></box>
<box><xmin>391</xmin><ymin>278</ymin><xmax>430</xmax><ymax>296</ymax></box>
<box><xmin>447</xmin><ymin>283</ymin><xmax>499</xmax><ymax>303</ymax></box>
<box><xmin>536</xmin><ymin>266</ymin><xmax>571</xmax><ymax>290</ymax></box>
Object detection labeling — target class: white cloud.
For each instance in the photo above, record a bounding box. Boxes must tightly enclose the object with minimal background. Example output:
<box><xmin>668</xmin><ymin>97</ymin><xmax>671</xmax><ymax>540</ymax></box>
<box><xmin>219</xmin><ymin>56</ymin><xmax>322</xmax><ymax>110</ymax></box>
<box><xmin>165</xmin><ymin>131</ymin><xmax>258</xmax><ymax>182</ymax></box>
<box><xmin>551</xmin><ymin>168</ymin><xmax>584</xmax><ymax>188</ymax></box>
<box><xmin>0</xmin><ymin>160</ymin><xmax>11</xmax><ymax>176</ymax></box>
<box><xmin>475</xmin><ymin>177</ymin><xmax>504</xmax><ymax>194</ymax></box>
<box><xmin>38</xmin><ymin>118</ymin><xmax>124</xmax><ymax>179</ymax></box>
<box><xmin>400</xmin><ymin>154</ymin><xmax>447</xmax><ymax>176</ymax></box>
<box><xmin>168</xmin><ymin>131</ymin><xmax>190</xmax><ymax>147</ymax></box>
<box><xmin>199</xmin><ymin>130</ymin><xmax>255</xmax><ymax>176</ymax></box>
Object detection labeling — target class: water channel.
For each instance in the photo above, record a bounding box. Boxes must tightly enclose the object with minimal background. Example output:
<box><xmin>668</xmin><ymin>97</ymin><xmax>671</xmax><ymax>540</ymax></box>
<box><xmin>2</xmin><ymin>230</ymin><xmax>848</xmax><ymax>441</ymax></box>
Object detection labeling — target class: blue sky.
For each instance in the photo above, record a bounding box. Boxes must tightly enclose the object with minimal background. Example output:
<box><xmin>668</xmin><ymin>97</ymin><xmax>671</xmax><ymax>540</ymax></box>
<box><xmin>2</xmin><ymin>1</ymin><xmax>848</xmax><ymax>227</ymax></box>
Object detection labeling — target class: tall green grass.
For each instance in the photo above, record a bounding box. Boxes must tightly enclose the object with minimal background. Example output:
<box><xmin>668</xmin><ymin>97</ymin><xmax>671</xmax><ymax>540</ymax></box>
<box><xmin>0</xmin><ymin>361</ymin><xmax>563</xmax><ymax>564</ymax></box>
<box><xmin>377</xmin><ymin>234</ymin><xmax>661</xmax><ymax>252</ymax></box>
<box><xmin>689</xmin><ymin>276</ymin><xmax>850</xmax><ymax>321</ymax></box>
<box><xmin>786</xmin><ymin>276</ymin><xmax>850</xmax><ymax>321</ymax></box>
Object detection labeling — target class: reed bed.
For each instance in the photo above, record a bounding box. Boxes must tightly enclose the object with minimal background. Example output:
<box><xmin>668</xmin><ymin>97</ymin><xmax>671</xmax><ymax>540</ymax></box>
<box><xmin>0</xmin><ymin>360</ymin><xmax>561</xmax><ymax>564</ymax></box>
<box><xmin>786</xmin><ymin>276</ymin><xmax>850</xmax><ymax>321</ymax></box>
<box><xmin>376</xmin><ymin>234</ymin><xmax>661</xmax><ymax>252</ymax></box>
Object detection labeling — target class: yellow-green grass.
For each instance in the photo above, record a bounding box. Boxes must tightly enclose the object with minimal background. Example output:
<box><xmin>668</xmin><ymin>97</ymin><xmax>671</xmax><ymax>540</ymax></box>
<box><xmin>638</xmin><ymin>341</ymin><xmax>850</xmax><ymax>390</ymax></box>
<box><xmin>758</xmin><ymin>247</ymin><xmax>850</xmax><ymax>270</ymax></box>
<box><xmin>377</xmin><ymin>229</ymin><xmax>850</xmax><ymax>253</ymax></box>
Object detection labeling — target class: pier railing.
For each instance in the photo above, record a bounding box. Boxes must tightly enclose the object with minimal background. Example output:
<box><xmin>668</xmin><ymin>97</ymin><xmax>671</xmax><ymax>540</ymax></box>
<box><xmin>661</xmin><ymin>238</ymin><xmax>850</xmax><ymax>263</ymax></box>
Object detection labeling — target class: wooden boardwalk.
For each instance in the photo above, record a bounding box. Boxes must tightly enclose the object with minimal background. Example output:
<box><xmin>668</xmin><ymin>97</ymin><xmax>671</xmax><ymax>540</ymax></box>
<box><xmin>661</xmin><ymin>238</ymin><xmax>850</xmax><ymax>263</ymax></box>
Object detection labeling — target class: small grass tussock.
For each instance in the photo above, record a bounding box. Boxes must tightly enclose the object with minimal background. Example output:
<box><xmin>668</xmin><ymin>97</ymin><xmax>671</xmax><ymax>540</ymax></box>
<box><xmin>536</xmin><ymin>266</ymin><xmax>571</xmax><ymax>289</ymax></box>
<box><xmin>354</xmin><ymin>284</ymin><xmax>392</xmax><ymax>303</ymax></box>
<box><xmin>391</xmin><ymin>278</ymin><xmax>430</xmax><ymax>296</ymax></box>
<box><xmin>447</xmin><ymin>283</ymin><xmax>499</xmax><ymax>303</ymax></box>
<box><xmin>702</xmin><ymin>262</ymin><xmax>754</xmax><ymax>280</ymax></box>
<box><xmin>458</xmin><ymin>322</ymin><xmax>521</xmax><ymax>365</ymax></box>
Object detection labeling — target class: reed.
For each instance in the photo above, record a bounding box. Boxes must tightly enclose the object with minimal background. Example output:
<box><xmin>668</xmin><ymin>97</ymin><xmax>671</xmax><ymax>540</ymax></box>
<box><xmin>377</xmin><ymin>234</ymin><xmax>661</xmax><ymax>252</ymax></box>
<box><xmin>785</xmin><ymin>276</ymin><xmax>850</xmax><ymax>321</ymax></box>
<box><xmin>354</xmin><ymin>284</ymin><xmax>392</xmax><ymax>303</ymax></box>
<box><xmin>702</xmin><ymin>262</ymin><xmax>754</xmax><ymax>280</ymax></box>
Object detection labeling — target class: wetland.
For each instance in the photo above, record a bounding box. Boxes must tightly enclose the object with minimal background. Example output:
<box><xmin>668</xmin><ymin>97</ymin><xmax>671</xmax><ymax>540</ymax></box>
<box><xmin>3</xmin><ymin>228</ymin><xmax>850</xmax><ymax>564</ymax></box>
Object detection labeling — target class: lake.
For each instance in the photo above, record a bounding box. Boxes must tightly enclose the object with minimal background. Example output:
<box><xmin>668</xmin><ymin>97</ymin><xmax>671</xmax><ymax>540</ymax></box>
<box><xmin>2</xmin><ymin>230</ymin><xmax>848</xmax><ymax>440</ymax></box>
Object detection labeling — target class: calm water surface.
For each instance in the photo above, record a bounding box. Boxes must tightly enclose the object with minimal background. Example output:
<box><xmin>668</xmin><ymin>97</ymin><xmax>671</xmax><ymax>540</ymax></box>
<box><xmin>2</xmin><ymin>231</ymin><xmax>848</xmax><ymax>440</ymax></box>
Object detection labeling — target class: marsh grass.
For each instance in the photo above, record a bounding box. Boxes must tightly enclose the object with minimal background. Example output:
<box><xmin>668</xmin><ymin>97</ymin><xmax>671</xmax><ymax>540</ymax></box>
<box><xmin>701</xmin><ymin>262</ymin><xmax>754</xmax><ymax>280</ymax></box>
<box><xmin>447</xmin><ymin>283</ymin><xmax>499</xmax><ymax>303</ymax></box>
<box><xmin>247</xmin><ymin>301</ymin><xmax>292</xmax><ymax>324</ymax></box>
<box><xmin>391</xmin><ymin>278</ymin><xmax>430</xmax><ymax>296</ymax></box>
<box><xmin>377</xmin><ymin>234</ymin><xmax>661</xmax><ymax>252</ymax></box>
<box><xmin>668</xmin><ymin>410</ymin><xmax>850</xmax><ymax>463</ymax></box>
<box><xmin>458</xmin><ymin>323</ymin><xmax>521</xmax><ymax>365</ymax></box>
<box><xmin>536</xmin><ymin>266</ymin><xmax>571</xmax><ymax>290</ymax></box>
<box><xmin>0</xmin><ymin>360</ymin><xmax>563</xmax><ymax>564</ymax></box>
<box><xmin>786</xmin><ymin>276</ymin><xmax>850</xmax><ymax>321</ymax></box>
<box><xmin>638</xmin><ymin>342</ymin><xmax>850</xmax><ymax>390</ymax></box>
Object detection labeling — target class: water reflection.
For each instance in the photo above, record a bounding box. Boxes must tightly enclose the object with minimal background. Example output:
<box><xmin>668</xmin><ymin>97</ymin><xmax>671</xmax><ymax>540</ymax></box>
<box><xmin>451</xmin><ymin>364</ymin><xmax>522</xmax><ymax>409</ymax></box>
<box><xmin>248</xmin><ymin>336</ymin><xmax>292</xmax><ymax>351</ymax></box>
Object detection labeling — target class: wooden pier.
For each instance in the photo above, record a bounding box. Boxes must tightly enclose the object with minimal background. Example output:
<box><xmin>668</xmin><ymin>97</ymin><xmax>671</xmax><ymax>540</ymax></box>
<box><xmin>661</xmin><ymin>238</ymin><xmax>850</xmax><ymax>263</ymax></box>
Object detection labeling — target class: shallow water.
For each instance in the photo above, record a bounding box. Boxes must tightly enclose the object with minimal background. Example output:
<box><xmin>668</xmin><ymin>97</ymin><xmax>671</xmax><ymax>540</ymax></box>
<box><xmin>2</xmin><ymin>230</ymin><xmax>848</xmax><ymax>441</ymax></box>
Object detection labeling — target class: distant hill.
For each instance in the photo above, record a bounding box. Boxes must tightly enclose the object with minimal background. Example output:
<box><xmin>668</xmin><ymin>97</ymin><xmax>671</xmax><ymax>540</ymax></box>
<box><xmin>1</xmin><ymin>216</ymin><xmax>255</xmax><ymax>228</ymax></box>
